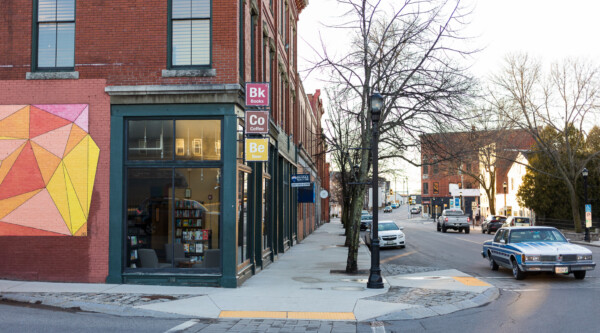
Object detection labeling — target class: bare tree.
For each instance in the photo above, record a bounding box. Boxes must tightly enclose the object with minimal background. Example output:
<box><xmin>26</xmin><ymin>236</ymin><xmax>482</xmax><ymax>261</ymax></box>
<box><xmin>308</xmin><ymin>0</ymin><xmax>476</xmax><ymax>272</ymax></box>
<box><xmin>491</xmin><ymin>54</ymin><xmax>600</xmax><ymax>232</ymax></box>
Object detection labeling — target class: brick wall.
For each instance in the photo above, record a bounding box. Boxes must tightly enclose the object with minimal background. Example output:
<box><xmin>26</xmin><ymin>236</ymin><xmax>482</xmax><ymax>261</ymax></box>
<box><xmin>0</xmin><ymin>79</ymin><xmax>110</xmax><ymax>283</ymax></box>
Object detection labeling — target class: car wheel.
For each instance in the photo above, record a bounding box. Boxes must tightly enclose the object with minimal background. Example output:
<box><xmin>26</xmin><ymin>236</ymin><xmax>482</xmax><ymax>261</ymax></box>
<box><xmin>400</xmin><ymin>245</ymin><xmax>405</xmax><ymax>249</ymax></box>
<box><xmin>465</xmin><ymin>227</ymin><xmax>470</xmax><ymax>234</ymax></box>
<box><xmin>437</xmin><ymin>223</ymin><xmax>441</xmax><ymax>232</ymax></box>
<box><xmin>487</xmin><ymin>228</ymin><xmax>491</xmax><ymax>234</ymax></box>
<box><xmin>442</xmin><ymin>226</ymin><xmax>447</xmax><ymax>233</ymax></box>
<box><xmin>511</xmin><ymin>258</ymin><xmax>526</xmax><ymax>280</ymax></box>
<box><xmin>481</xmin><ymin>226</ymin><xmax>485</xmax><ymax>234</ymax></box>
<box><xmin>488</xmin><ymin>253</ymin><xmax>499</xmax><ymax>271</ymax></box>
<box><xmin>574</xmin><ymin>271</ymin><xmax>586</xmax><ymax>280</ymax></box>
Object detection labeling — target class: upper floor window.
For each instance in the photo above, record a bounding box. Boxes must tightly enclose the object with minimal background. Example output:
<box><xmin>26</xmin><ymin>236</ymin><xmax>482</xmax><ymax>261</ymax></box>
<box><xmin>35</xmin><ymin>0</ymin><xmax>75</xmax><ymax>69</ymax></box>
<box><xmin>423</xmin><ymin>182</ymin><xmax>429</xmax><ymax>195</ymax></box>
<box><xmin>422</xmin><ymin>155</ymin><xmax>429</xmax><ymax>174</ymax></box>
<box><xmin>171</xmin><ymin>0</ymin><xmax>211</xmax><ymax>67</ymax></box>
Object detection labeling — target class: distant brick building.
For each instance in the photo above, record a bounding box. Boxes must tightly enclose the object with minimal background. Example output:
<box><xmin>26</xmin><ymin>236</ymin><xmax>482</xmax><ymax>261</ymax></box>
<box><xmin>420</xmin><ymin>130</ymin><xmax>534</xmax><ymax>221</ymax></box>
<box><xmin>0</xmin><ymin>0</ymin><xmax>327</xmax><ymax>288</ymax></box>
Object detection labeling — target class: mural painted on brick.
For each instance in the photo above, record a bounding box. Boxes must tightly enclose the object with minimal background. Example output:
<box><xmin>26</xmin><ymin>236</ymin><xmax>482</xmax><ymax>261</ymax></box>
<box><xmin>0</xmin><ymin>105</ymin><xmax>99</xmax><ymax>236</ymax></box>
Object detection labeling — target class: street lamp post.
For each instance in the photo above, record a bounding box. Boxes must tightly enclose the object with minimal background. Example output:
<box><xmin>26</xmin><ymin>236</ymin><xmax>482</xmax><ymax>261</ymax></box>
<box><xmin>503</xmin><ymin>182</ymin><xmax>507</xmax><ymax>216</ymax></box>
<box><xmin>583</xmin><ymin>168</ymin><xmax>590</xmax><ymax>242</ymax></box>
<box><xmin>367</xmin><ymin>92</ymin><xmax>384</xmax><ymax>289</ymax></box>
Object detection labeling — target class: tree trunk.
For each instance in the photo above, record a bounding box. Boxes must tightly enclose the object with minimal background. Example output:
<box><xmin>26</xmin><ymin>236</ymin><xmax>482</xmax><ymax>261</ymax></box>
<box><xmin>565</xmin><ymin>180</ymin><xmax>583</xmax><ymax>233</ymax></box>
<box><xmin>346</xmin><ymin>186</ymin><xmax>365</xmax><ymax>273</ymax></box>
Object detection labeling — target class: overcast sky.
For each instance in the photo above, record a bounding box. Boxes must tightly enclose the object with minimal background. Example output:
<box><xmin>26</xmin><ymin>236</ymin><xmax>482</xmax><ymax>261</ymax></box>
<box><xmin>297</xmin><ymin>0</ymin><xmax>600</xmax><ymax>193</ymax></box>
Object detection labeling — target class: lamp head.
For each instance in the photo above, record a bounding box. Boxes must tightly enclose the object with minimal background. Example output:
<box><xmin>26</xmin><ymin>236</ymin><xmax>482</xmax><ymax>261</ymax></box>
<box><xmin>370</xmin><ymin>92</ymin><xmax>383</xmax><ymax>122</ymax></box>
<box><xmin>583</xmin><ymin>168</ymin><xmax>589</xmax><ymax>177</ymax></box>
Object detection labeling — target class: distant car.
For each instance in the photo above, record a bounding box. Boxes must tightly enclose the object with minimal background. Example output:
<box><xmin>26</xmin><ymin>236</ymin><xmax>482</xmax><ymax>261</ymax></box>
<box><xmin>361</xmin><ymin>210</ymin><xmax>370</xmax><ymax>216</ymax></box>
<box><xmin>482</xmin><ymin>227</ymin><xmax>595</xmax><ymax>280</ymax></box>
<box><xmin>384</xmin><ymin>206</ymin><xmax>392</xmax><ymax>213</ymax></box>
<box><xmin>502</xmin><ymin>216</ymin><xmax>531</xmax><ymax>228</ymax></box>
<box><xmin>391</xmin><ymin>203</ymin><xmax>399</xmax><ymax>209</ymax></box>
<box><xmin>360</xmin><ymin>214</ymin><xmax>373</xmax><ymax>231</ymax></box>
<box><xmin>481</xmin><ymin>215</ymin><xmax>507</xmax><ymax>234</ymax></box>
<box><xmin>365</xmin><ymin>220</ymin><xmax>405</xmax><ymax>249</ymax></box>
<box><xmin>437</xmin><ymin>208</ymin><xmax>470</xmax><ymax>233</ymax></box>
<box><xmin>410</xmin><ymin>206</ymin><xmax>421</xmax><ymax>214</ymax></box>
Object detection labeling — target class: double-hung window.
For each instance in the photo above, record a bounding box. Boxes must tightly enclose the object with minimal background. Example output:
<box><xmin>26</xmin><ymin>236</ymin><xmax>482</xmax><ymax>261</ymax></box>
<box><xmin>35</xmin><ymin>0</ymin><xmax>75</xmax><ymax>70</ymax></box>
<box><xmin>171</xmin><ymin>0</ymin><xmax>211</xmax><ymax>67</ymax></box>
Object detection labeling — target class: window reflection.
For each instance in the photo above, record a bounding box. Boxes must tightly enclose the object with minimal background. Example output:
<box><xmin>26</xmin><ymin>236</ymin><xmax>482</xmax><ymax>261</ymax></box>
<box><xmin>127</xmin><ymin>120</ymin><xmax>174</xmax><ymax>160</ymax></box>
<box><xmin>175</xmin><ymin>120</ymin><xmax>221</xmax><ymax>161</ymax></box>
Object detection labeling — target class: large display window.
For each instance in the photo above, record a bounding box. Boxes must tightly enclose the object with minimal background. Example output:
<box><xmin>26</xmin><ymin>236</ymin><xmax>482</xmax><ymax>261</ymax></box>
<box><xmin>125</xmin><ymin>119</ymin><xmax>221</xmax><ymax>271</ymax></box>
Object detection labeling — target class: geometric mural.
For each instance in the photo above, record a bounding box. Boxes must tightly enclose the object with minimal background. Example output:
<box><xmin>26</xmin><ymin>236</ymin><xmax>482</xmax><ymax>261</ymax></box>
<box><xmin>0</xmin><ymin>104</ymin><xmax>99</xmax><ymax>236</ymax></box>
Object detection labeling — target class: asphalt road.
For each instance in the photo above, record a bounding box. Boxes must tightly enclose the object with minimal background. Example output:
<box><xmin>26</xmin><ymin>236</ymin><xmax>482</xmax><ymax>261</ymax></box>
<box><xmin>360</xmin><ymin>204</ymin><xmax>600</xmax><ymax>333</ymax></box>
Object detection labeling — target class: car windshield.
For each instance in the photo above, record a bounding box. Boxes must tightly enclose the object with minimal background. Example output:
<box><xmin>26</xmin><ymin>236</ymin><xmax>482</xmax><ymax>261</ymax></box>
<box><xmin>361</xmin><ymin>215</ymin><xmax>372</xmax><ymax>220</ymax></box>
<box><xmin>509</xmin><ymin>229</ymin><xmax>567</xmax><ymax>243</ymax></box>
<box><xmin>445</xmin><ymin>210</ymin><xmax>463</xmax><ymax>216</ymax></box>
<box><xmin>379</xmin><ymin>223</ymin><xmax>399</xmax><ymax>231</ymax></box>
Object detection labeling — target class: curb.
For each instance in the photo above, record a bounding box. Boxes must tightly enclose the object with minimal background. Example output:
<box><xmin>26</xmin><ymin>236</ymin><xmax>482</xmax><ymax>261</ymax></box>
<box><xmin>0</xmin><ymin>293</ymin><xmax>191</xmax><ymax>319</ymax></box>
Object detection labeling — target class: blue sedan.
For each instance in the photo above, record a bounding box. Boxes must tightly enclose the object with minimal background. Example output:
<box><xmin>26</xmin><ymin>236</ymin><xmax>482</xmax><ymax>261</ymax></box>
<box><xmin>482</xmin><ymin>227</ymin><xmax>595</xmax><ymax>280</ymax></box>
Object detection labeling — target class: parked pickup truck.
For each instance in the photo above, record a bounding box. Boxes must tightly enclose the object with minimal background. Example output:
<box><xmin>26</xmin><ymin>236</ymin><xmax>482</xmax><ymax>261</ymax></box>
<box><xmin>437</xmin><ymin>208</ymin><xmax>471</xmax><ymax>233</ymax></box>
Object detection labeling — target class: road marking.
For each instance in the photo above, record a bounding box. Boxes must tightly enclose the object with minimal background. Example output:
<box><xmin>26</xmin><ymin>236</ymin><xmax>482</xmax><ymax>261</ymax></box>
<box><xmin>452</xmin><ymin>276</ymin><xmax>491</xmax><ymax>286</ymax></box>
<box><xmin>381</xmin><ymin>251</ymin><xmax>416</xmax><ymax>263</ymax></box>
<box><xmin>164</xmin><ymin>319</ymin><xmax>199</xmax><ymax>333</ymax></box>
<box><xmin>219</xmin><ymin>311</ymin><xmax>356</xmax><ymax>320</ymax></box>
<box><xmin>457</xmin><ymin>237</ymin><xmax>483</xmax><ymax>245</ymax></box>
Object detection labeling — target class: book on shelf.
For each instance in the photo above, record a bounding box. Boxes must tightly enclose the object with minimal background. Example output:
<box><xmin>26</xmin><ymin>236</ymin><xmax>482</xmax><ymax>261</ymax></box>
<box><xmin>196</xmin><ymin>243</ymin><xmax>203</xmax><ymax>253</ymax></box>
<box><xmin>189</xmin><ymin>243</ymin><xmax>195</xmax><ymax>253</ymax></box>
<box><xmin>130</xmin><ymin>249</ymin><xmax>138</xmax><ymax>260</ymax></box>
<box><xmin>130</xmin><ymin>236</ymin><xmax>138</xmax><ymax>246</ymax></box>
<box><xmin>183</xmin><ymin>243</ymin><xmax>190</xmax><ymax>252</ymax></box>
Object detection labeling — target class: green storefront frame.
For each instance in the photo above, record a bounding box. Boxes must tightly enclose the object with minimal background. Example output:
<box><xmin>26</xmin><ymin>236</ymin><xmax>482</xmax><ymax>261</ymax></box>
<box><xmin>107</xmin><ymin>103</ymin><xmax>238</xmax><ymax>287</ymax></box>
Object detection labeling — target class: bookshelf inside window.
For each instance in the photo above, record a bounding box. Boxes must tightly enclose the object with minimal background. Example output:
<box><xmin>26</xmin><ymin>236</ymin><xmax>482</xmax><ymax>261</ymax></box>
<box><xmin>175</xmin><ymin>200</ymin><xmax>211</xmax><ymax>262</ymax></box>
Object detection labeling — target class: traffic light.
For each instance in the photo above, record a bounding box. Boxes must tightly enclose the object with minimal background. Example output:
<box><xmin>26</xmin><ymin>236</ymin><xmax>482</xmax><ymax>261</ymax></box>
<box><xmin>409</xmin><ymin>197</ymin><xmax>412</xmax><ymax>205</ymax></box>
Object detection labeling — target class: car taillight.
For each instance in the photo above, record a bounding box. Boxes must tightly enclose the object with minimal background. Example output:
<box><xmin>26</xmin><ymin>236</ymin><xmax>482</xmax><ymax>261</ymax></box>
<box><xmin>467</xmin><ymin>217</ymin><xmax>470</xmax><ymax>222</ymax></box>
<box><xmin>445</xmin><ymin>217</ymin><xmax>448</xmax><ymax>222</ymax></box>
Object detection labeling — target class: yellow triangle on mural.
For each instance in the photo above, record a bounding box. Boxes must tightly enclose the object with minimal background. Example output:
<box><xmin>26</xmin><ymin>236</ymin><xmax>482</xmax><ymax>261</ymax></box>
<box><xmin>47</xmin><ymin>161</ymin><xmax>71</xmax><ymax>229</ymax></box>
<box><xmin>31</xmin><ymin>141</ymin><xmax>62</xmax><ymax>185</ymax></box>
<box><xmin>87</xmin><ymin>135</ymin><xmax>100</xmax><ymax>212</ymax></box>
<box><xmin>0</xmin><ymin>141</ymin><xmax>26</xmax><ymax>185</ymax></box>
<box><xmin>64</xmin><ymin>124</ymin><xmax>88</xmax><ymax>156</ymax></box>
<box><xmin>64</xmin><ymin>163</ymin><xmax>86</xmax><ymax>235</ymax></box>
<box><xmin>0</xmin><ymin>106</ymin><xmax>29</xmax><ymax>139</ymax></box>
<box><xmin>0</xmin><ymin>189</ymin><xmax>42</xmax><ymax>219</ymax></box>
<box><xmin>63</xmin><ymin>136</ymin><xmax>89</xmax><ymax>217</ymax></box>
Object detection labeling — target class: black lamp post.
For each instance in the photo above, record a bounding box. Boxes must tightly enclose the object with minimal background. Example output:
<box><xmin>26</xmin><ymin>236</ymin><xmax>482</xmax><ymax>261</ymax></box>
<box><xmin>503</xmin><ymin>181</ymin><xmax>507</xmax><ymax>216</ymax></box>
<box><xmin>367</xmin><ymin>92</ymin><xmax>384</xmax><ymax>289</ymax></box>
<box><xmin>583</xmin><ymin>168</ymin><xmax>590</xmax><ymax>242</ymax></box>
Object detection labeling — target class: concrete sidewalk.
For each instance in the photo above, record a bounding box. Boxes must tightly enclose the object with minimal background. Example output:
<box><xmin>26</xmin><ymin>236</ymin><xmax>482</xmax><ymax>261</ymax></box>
<box><xmin>0</xmin><ymin>219</ymin><xmax>498</xmax><ymax>322</ymax></box>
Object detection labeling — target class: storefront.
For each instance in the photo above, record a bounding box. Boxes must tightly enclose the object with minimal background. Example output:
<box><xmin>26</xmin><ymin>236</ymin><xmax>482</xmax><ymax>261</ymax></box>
<box><xmin>106</xmin><ymin>98</ymin><xmax>299</xmax><ymax>287</ymax></box>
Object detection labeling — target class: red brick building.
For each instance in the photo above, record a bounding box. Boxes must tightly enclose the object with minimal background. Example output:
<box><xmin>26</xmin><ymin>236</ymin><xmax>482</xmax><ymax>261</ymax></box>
<box><xmin>0</xmin><ymin>0</ymin><xmax>327</xmax><ymax>288</ymax></box>
<box><xmin>420</xmin><ymin>130</ymin><xmax>534</xmax><ymax>221</ymax></box>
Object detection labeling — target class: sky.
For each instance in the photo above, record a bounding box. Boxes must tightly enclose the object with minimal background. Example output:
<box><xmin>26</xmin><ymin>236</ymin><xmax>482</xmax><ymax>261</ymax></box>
<box><xmin>297</xmin><ymin>0</ymin><xmax>600</xmax><ymax>193</ymax></box>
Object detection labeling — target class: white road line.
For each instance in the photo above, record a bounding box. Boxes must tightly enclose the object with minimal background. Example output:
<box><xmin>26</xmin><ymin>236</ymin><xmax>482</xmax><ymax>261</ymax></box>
<box><xmin>371</xmin><ymin>321</ymin><xmax>386</xmax><ymax>333</ymax></box>
<box><xmin>164</xmin><ymin>319</ymin><xmax>199</xmax><ymax>333</ymax></box>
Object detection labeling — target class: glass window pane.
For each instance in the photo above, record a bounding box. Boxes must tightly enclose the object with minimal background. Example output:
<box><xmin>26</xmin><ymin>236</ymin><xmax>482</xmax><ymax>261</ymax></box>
<box><xmin>38</xmin><ymin>0</ymin><xmax>57</xmax><ymax>21</ymax></box>
<box><xmin>172</xmin><ymin>20</ymin><xmax>191</xmax><ymax>66</ymax></box>
<box><xmin>174</xmin><ymin>168</ymin><xmax>221</xmax><ymax>270</ymax></box>
<box><xmin>175</xmin><ymin>120</ymin><xmax>221</xmax><ymax>161</ymax></box>
<box><xmin>126</xmin><ymin>168</ymin><xmax>173</xmax><ymax>269</ymax></box>
<box><xmin>238</xmin><ymin>171</ymin><xmax>248</xmax><ymax>264</ymax></box>
<box><xmin>172</xmin><ymin>0</ymin><xmax>191</xmax><ymax>19</ymax></box>
<box><xmin>127</xmin><ymin>120</ymin><xmax>174</xmax><ymax>161</ymax></box>
<box><xmin>56</xmin><ymin>23</ymin><xmax>74</xmax><ymax>67</ymax></box>
<box><xmin>56</xmin><ymin>0</ymin><xmax>75</xmax><ymax>21</ymax></box>
<box><xmin>38</xmin><ymin>23</ymin><xmax>57</xmax><ymax>67</ymax></box>
<box><xmin>191</xmin><ymin>20</ymin><xmax>210</xmax><ymax>65</ymax></box>
<box><xmin>191</xmin><ymin>0</ymin><xmax>210</xmax><ymax>18</ymax></box>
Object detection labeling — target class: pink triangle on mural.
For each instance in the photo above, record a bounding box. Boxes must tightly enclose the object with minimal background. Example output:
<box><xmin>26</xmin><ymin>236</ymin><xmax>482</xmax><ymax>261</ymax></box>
<box><xmin>2</xmin><ymin>189</ymin><xmax>72</xmax><ymax>235</ymax></box>
<box><xmin>31</xmin><ymin>124</ymin><xmax>72</xmax><ymax>158</ymax></box>
<box><xmin>73</xmin><ymin>106</ymin><xmax>89</xmax><ymax>132</ymax></box>
<box><xmin>33</xmin><ymin>104</ymin><xmax>87</xmax><ymax>122</ymax></box>
<box><xmin>0</xmin><ymin>139</ymin><xmax>27</xmax><ymax>160</ymax></box>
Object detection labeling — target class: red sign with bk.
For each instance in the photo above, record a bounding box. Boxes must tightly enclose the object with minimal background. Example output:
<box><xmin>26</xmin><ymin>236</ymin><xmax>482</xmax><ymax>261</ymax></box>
<box><xmin>245</xmin><ymin>83</ymin><xmax>270</xmax><ymax>107</ymax></box>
